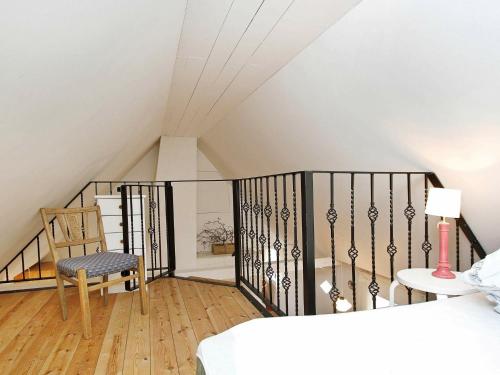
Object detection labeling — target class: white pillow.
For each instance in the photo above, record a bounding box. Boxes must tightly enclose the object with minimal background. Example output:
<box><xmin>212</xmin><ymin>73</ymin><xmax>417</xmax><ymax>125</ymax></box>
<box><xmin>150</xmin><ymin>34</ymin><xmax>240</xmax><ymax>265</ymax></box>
<box><xmin>462</xmin><ymin>248</ymin><xmax>500</xmax><ymax>313</ymax></box>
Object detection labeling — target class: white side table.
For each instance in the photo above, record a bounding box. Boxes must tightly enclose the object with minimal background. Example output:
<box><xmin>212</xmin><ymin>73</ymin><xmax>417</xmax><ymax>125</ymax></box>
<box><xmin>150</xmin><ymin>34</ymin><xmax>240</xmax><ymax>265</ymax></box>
<box><xmin>389</xmin><ymin>268</ymin><xmax>477</xmax><ymax>306</ymax></box>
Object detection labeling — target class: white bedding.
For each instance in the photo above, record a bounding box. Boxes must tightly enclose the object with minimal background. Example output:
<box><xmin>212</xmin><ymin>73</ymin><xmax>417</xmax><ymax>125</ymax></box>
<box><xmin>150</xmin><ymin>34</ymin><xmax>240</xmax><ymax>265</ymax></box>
<box><xmin>197</xmin><ymin>294</ymin><xmax>500</xmax><ymax>375</ymax></box>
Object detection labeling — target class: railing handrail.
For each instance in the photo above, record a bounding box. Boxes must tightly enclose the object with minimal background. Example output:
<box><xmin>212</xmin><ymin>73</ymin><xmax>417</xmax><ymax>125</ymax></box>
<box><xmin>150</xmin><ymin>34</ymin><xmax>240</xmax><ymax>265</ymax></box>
<box><xmin>92</xmin><ymin>170</ymin><xmax>432</xmax><ymax>184</ymax></box>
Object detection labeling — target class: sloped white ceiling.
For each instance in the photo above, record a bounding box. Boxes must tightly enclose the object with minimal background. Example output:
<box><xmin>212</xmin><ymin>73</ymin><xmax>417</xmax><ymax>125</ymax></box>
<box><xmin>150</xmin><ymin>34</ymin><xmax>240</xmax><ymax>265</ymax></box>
<box><xmin>1</xmin><ymin>0</ymin><xmax>363</xmax><ymax>267</ymax></box>
<box><xmin>0</xmin><ymin>0</ymin><xmax>186</xmax><ymax>262</ymax></box>
<box><xmin>97</xmin><ymin>0</ymin><xmax>362</xmax><ymax>181</ymax></box>
<box><xmin>162</xmin><ymin>0</ymin><xmax>361</xmax><ymax>137</ymax></box>
<box><xmin>200</xmin><ymin>0</ymin><xmax>500</xmax><ymax>251</ymax></box>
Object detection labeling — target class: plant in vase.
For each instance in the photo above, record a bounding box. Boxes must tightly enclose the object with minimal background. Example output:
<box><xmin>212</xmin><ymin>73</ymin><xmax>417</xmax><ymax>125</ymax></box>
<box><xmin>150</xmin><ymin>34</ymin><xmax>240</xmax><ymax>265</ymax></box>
<box><xmin>197</xmin><ymin>218</ymin><xmax>235</xmax><ymax>255</ymax></box>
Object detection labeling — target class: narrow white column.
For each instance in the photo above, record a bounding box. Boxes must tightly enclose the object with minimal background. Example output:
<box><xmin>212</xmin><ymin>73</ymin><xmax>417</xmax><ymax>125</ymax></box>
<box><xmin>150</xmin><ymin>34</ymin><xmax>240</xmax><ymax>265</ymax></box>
<box><xmin>156</xmin><ymin>136</ymin><xmax>197</xmax><ymax>272</ymax></box>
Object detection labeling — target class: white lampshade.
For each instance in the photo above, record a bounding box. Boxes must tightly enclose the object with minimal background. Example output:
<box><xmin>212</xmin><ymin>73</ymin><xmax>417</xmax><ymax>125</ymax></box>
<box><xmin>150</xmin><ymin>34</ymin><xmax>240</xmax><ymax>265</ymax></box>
<box><xmin>425</xmin><ymin>188</ymin><xmax>461</xmax><ymax>218</ymax></box>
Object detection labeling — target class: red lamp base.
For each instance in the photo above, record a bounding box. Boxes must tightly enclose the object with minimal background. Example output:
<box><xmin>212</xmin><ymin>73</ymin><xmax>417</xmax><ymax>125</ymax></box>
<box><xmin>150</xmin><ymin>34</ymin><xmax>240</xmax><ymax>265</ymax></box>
<box><xmin>432</xmin><ymin>221</ymin><xmax>456</xmax><ymax>279</ymax></box>
<box><xmin>432</xmin><ymin>267</ymin><xmax>456</xmax><ymax>279</ymax></box>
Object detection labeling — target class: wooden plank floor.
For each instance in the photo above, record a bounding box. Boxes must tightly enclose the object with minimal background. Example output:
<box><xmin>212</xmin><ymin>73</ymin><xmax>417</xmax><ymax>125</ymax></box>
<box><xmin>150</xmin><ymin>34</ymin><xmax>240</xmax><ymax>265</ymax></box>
<box><xmin>0</xmin><ymin>278</ymin><xmax>262</xmax><ymax>374</ymax></box>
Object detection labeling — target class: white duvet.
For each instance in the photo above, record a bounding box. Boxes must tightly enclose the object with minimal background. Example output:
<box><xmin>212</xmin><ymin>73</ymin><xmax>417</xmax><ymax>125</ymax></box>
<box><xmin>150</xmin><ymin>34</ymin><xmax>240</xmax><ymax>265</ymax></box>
<box><xmin>197</xmin><ymin>294</ymin><xmax>500</xmax><ymax>375</ymax></box>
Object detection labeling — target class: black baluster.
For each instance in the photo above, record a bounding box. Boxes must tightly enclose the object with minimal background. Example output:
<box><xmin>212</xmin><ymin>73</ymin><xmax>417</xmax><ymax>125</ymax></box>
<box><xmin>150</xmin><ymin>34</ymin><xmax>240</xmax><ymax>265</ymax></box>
<box><xmin>291</xmin><ymin>174</ymin><xmax>301</xmax><ymax>315</ymax></box>
<box><xmin>109</xmin><ymin>182</ymin><xmax>113</xmax><ymax>195</ymax></box>
<box><xmin>264</xmin><ymin>177</ymin><xmax>274</xmax><ymax>305</ymax></box>
<box><xmin>327</xmin><ymin>173</ymin><xmax>339</xmax><ymax>313</ymax></box>
<box><xmin>273</xmin><ymin>176</ymin><xmax>282</xmax><ymax>311</ymax></box>
<box><xmin>470</xmin><ymin>243</ymin><xmax>475</xmax><ymax>267</ymax></box>
<box><xmin>243</xmin><ymin>180</ymin><xmax>250</xmax><ymax>280</ymax></box>
<box><xmin>259</xmin><ymin>178</ymin><xmax>266</xmax><ymax>299</ymax></box>
<box><xmin>37</xmin><ymin>236</ymin><xmax>42</xmax><ymax>279</ymax></box>
<box><xmin>348</xmin><ymin>173</ymin><xmax>358</xmax><ymax>311</ymax></box>
<box><xmin>456</xmin><ymin>218</ymin><xmax>460</xmax><ymax>272</ymax></box>
<box><xmin>164</xmin><ymin>182</ymin><xmax>176</xmax><ymax>275</ymax></box>
<box><xmin>387</xmin><ymin>174</ymin><xmax>397</xmax><ymax>282</ymax></box>
<box><xmin>368</xmin><ymin>173</ymin><xmax>379</xmax><ymax>309</ymax></box>
<box><xmin>404</xmin><ymin>174</ymin><xmax>416</xmax><ymax>303</ymax></box>
<box><xmin>422</xmin><ymin>176</ymin><xmax>432</xmax><ymax>268</ymax></box>
<box><xmin>138</xmin><ymin>185</ymin><xmax>145</xmax><ymax>289</ymax></box>
<box><xmin>121</xmin><ymin>185</ymin><xmax>132</xmax><ymax>290</ymax></box>
<box><xmin>145</xmin><ymin>185</ymin><xmax>158</xmax><ymax>279</ymax></box>
<box><xmin>281</xmin><ymin>175</ymin><xmax>291</xmax><ymax>315</ymax></box>
<box><xmin>157</xmin><ymin>186</ymin><xmax>163</xmax><ymax>274</ymax></box>
<box><xmin>422</xmin><ymin>175</ymin><xmax>432</xmax><ymax>301</ymax></box>
<box><xmin>253</xmin><ymin>178</ymin><xmax>261</xmax><ymax>292</ymax></box>
<box><xmin>301</xmin><ymin>171</ymin><xmax>316</xmax><ymax>315</ymax></box>
<box><xmin>51</xmin><ymin>219</ymin><xmax>57</xmax><ymax>274</ymax></box>
<box><xmin>129</xmin><ymin>186</ymin><xmax>135</xmax><ymax>256</ymax></box>
<box><xmin>80</xmin><ymin>192</ymin><xmax>85</xmax><ymax>256</ymax></box>
<box><xmin>94</xmin><ymin>182</ymin><xmax>98</xmax><ymax>196</ymax></box>
<box><xmin>249</xmin><ymin>180</ymin><xmax>255</xmax><ymax>287</ymax></box>
<box><xmin>144</xmin><ymin>186</ymin><xmax>154</xmax><ymax>278</ymax></box>
<box><xmin>239</xmin><ymin>181</ymin><xmax>246</xmax><ymax>280</ymax></box>
<box><xmin>233</xmin><ymin>180</ymin><xmax>242</xmax><ymax>288</ymax></box>
<box><xmin>21</xmin><ymin>252</ymin><xmax>26</xmax><ymax>280</ymax></box>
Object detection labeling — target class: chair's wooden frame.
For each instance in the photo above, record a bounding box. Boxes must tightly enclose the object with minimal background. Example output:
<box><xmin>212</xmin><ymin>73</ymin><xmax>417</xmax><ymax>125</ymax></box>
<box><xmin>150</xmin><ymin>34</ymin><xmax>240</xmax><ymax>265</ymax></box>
<box><xmin>40</xmin><ymin>206</ymin><xmax>148</xmax><ymax>339</ymax></box>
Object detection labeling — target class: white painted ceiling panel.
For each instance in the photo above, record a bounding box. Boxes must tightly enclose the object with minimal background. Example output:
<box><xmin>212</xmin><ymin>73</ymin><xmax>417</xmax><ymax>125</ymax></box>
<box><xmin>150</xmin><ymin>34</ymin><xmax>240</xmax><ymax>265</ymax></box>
<box><xmin>164</xmin><ymin>56</ymin><xmax>205</xmax><ymax>126</ymax></box>
<box><xmin>174</xmin><ymin>0</ymin><xmax>266</xmax><ymax>133</ymax></box>
<box><xmin>163</xmin><ymin>0</ymin><xmax>362</xmax><ymax>137</ymax></box>
<box><xmin>181</xmin><ymin>0</ymin><xmax>295</xmax><ymax>135</ymax></box>
<box><xmin>202</xmin><ymin>0</ymin><xmax>363</xmax><ymax>130</ymax></box>
<box><xmin>176</xmin><ymin>0</ymin><xmax>231</xmax><ymax>58</ymax></box>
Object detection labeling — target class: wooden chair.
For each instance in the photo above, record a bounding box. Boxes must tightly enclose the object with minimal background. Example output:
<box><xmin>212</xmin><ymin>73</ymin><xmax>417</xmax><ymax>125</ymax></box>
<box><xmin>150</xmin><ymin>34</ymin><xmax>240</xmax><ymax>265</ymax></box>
<box><xmin>40</xmin><ymin>206</ymin><xmax>148</xmax><ymax>339</ymax></box>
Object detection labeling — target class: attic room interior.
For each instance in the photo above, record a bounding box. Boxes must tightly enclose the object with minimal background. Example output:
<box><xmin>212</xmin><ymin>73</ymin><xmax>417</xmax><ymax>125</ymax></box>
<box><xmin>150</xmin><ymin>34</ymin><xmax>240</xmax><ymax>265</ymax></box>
<box><xmin>1</xmin><ymin>0</ymin><xmax>500</xmax><ymax>374</ymax></box>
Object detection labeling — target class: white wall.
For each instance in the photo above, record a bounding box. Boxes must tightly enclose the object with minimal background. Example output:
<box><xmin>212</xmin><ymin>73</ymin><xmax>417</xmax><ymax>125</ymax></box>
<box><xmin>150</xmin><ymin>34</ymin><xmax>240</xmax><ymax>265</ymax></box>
<box><xmin>200</xmin><ymin>0</ymin><xmax>500</xmax><ymax>255</ymax></box>
<box><xmin>154</xmin><ymin>138</ymin><xmax>235</xmax><ymax>274</ymax></box>
<box><xmin>122</xmin><ymin>142</ymin><xmax>160</xmax><ymax>182</ymax></box>
<box><xmin>196</xmin><ymin>150</ymin><xmax>233</xmax><ymax>254</ymax></box>
<box><xmin>0</xmin><ymin>0</ymin><xmax>186</xmax><ymax>268</ymax></box>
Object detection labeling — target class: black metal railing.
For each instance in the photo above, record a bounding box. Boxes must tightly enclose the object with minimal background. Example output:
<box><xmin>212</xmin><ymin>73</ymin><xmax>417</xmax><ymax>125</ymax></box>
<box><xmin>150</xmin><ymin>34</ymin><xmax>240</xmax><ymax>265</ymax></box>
<box><xmin>232</xmin><ymin>171</ymin><xmax>485</xmax><ymax>317</ymax></box>
<box><xmin>0</xmin><ymin>181</ymin><xmax>164</xmax><ymax>285</ymax></box>
<box><xmin>1</xmin><ymin>171</ymin><xmax>486</xmax><ymax>320</ymax></box>
<box><xmin>118</xmin><ymin>183</ymin><xmax>176</xmax><ymax>289</ymax></box>
<box><xmin>233</xmin><ymin>172</ymin><xmax>315</xmax><ymax>316</ymax></box>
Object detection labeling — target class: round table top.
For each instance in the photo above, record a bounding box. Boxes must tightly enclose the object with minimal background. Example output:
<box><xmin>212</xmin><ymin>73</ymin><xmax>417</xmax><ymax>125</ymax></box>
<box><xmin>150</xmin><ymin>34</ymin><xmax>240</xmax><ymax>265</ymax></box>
<box><xmin>396</xmin><ymin>268</ymin><xmax>478</xmax><ymax>296</ymax></box>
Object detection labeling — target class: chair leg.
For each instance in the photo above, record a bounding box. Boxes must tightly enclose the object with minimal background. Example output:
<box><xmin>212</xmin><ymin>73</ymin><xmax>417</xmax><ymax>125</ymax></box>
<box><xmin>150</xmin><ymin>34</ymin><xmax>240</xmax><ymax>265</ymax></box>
<box><xmin>102</xmin><ymin>275</ymin><xmax>109</xmax><ymax>306</ymax></box>
<box><xmin>77</xmin><ymin>269</ymin><xmax>92</xmax><ymax>339</ymax></box>
<box><xmin>137</xmin><ymin>256</ymin><xmax>148</xmax><ymax>315</ymax></box>
<box><xmin>55</xmin><ymin>271</ymin><xmax>67</xmax><ymax>320</ymax></box>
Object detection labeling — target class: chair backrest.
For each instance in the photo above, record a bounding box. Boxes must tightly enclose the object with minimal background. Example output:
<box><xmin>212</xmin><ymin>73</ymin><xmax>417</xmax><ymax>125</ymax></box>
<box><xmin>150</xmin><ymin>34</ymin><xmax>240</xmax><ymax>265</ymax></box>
<box><xmin>40</xmin><ymin>206</ymin><xmax>108</xmax><ymax>264</ymax></box>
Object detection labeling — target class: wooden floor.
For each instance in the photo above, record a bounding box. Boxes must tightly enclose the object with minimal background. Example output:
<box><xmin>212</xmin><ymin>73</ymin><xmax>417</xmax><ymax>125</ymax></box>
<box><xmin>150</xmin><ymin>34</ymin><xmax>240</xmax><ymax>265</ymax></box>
<box><xmin>0</xmin><ymin>277</ymin><xmax>262</xmax><ymax>374</ymax></box>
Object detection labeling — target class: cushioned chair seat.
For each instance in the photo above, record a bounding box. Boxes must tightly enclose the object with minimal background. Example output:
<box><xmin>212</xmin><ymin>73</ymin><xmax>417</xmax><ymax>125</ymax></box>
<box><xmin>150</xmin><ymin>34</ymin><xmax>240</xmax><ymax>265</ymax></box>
<box><xmin>57</xmin><ymin>252</ymin><xmax>139</xmax><ymax>278</ymax></box>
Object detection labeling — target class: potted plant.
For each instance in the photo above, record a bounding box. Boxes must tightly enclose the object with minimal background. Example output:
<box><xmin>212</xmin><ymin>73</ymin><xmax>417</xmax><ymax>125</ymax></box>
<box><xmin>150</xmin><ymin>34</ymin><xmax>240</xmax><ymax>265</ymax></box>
<box><xmin>197</xmin><ymin>218</ymin><xmax>235</xmax><ymax>255</ymax></box>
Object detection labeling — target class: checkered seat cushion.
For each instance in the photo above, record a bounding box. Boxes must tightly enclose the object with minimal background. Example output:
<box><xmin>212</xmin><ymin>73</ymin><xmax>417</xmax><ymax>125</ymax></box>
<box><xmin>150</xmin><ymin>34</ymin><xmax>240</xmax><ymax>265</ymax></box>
<box><xmin>57</xmin><ymin>252</ymin><xmax>138</xmax><ymax>278</ymax></box>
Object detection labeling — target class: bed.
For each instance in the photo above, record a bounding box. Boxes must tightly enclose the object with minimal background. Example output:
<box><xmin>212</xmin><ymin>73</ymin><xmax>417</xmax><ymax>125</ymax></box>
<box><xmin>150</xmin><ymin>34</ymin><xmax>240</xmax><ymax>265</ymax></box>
<box><xmin>197</xmin><ymin>293</ymin><xmax>500</xmax><ymax>374</ymax></box>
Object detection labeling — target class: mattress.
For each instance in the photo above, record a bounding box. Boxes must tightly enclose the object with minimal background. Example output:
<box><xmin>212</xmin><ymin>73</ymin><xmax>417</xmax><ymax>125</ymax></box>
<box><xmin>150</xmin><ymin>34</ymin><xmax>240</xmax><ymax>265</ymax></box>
<box><xmin>197</xmin><ymin>293</ymin><xmax>500</xmax><ymax>375</ymax></box>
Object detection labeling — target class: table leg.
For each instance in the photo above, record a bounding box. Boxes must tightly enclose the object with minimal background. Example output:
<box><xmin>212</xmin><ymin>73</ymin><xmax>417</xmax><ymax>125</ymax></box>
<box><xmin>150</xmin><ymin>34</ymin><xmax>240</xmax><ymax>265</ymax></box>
<box><xmin>436</xmin><ymin>294</ymin><xmax>448</xmax><ymax>300</ymax></box>
<box><xmin>389</xmin><ymin>279</ymin><xmax>400</xmax><ymax>306</ymax></box>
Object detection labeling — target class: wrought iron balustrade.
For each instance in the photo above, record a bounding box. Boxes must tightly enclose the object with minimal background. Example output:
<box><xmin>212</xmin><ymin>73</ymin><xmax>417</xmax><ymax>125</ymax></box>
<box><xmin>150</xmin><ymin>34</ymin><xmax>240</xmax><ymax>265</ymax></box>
<box><xmin>0</xmin><ymin>181</ymin><xmax>165</xmax><ymax>285</ymax></box>
<box><xmin>233</xmin><ymin>171</ymin><xmax>485</xmax><ymax>316</ymax></box>
<box><xmin>1</xmin><ymin>171</ymin><xmax>486</xmax><ymax>321</ymax></box>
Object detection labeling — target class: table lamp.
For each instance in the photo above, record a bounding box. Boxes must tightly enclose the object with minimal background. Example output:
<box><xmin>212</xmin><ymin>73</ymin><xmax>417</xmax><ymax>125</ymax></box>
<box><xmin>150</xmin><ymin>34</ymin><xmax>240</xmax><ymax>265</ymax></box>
<box><xmin>425</xmin><ymin>188</ymin><xmax>462</xmax><ymax>279</ymax></box>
